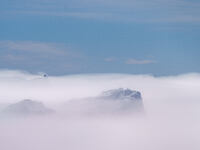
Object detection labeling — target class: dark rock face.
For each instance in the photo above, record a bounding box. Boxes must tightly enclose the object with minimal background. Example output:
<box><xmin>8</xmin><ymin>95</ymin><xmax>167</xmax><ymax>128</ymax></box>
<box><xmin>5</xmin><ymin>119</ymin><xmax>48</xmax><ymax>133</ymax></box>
<box><xmin>3</xmin><ymin>99</ymin><xmax>54</xmax><ymax>115</ymax></box>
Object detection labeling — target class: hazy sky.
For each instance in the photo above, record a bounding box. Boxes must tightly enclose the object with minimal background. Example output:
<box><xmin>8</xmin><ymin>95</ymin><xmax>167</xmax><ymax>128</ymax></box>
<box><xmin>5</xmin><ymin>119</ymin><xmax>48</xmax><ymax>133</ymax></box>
<box><xmin>1</xmin><ymin>0</ymin><xmax>200</xmax><ymax>75</ymax></box>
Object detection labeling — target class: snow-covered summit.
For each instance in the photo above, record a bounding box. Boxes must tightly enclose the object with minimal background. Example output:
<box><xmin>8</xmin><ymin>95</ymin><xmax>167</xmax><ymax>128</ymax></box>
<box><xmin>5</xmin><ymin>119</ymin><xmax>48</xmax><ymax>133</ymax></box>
<box><xmin>100</xmin><ymin>88</ymin><xmax>142</xmax><ymax>101</ymax></box>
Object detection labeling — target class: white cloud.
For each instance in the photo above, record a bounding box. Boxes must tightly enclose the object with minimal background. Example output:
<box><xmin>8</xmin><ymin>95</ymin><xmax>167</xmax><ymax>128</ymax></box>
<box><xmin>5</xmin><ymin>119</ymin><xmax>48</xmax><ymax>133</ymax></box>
<box><xmin>125</xmin><ymin>59</ymin><xmax>156</xmax><ymax>64</ymax></box>
<box><xmin>0</xmin><ymin>41</ymin><xmax>68</xmax><ymax>56</ymax></box>
<box><xmin>3</xmin><ymin>0</ymin><xmax>200</xmax><ymax>23</ymax></box>
<box><xmin>104</xmin><ymin>57</ymin><xmax>116</xmax><ymax>62</ymax></box>
<box><xmin>0</xmin><ymin>41</ymin><xmax>85</xmax><ymax>73</ymax></box>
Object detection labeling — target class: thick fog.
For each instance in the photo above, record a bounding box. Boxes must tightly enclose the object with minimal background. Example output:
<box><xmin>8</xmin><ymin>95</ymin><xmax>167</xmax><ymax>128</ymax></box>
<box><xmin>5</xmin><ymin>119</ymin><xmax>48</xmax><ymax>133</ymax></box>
<box><xmin>0</xmin><ymin>70</ymin><xmax>200</xmax><ymax>150</ymax></box>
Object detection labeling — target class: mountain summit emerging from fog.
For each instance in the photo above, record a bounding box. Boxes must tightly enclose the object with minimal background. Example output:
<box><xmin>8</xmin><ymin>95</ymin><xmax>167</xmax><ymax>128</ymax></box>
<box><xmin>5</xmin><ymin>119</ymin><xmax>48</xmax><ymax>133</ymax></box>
<box><xmin>100</xmin><ymin>88</ymin><xmax>142</xmax><ymax>101</ymax></box>
<box><xmin>96</xmin><ymin>88</ymin><xmax>144</xmax><ymax>113</ymax></box>
<box><xmin>3</xmin><ymin>99</ymin><xmax>53</xmax><ymax>115</ymax></box>
<box><xmin>63</xmin><ymin>88</ymin><xmax>144</xmax><ymax>115</ymax></box>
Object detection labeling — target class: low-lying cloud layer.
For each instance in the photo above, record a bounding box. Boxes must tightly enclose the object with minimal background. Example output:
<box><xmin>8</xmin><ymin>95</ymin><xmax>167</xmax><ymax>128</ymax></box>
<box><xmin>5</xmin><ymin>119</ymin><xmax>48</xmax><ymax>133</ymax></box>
<box><xmin>0</xmin><ymin>70</ymin><xmax>200</xmax><ymax>150</ymax></box>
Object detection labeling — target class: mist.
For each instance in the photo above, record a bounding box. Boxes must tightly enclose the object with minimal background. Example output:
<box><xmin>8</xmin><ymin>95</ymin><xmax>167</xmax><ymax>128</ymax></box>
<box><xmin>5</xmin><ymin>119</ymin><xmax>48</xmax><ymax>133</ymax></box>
<box><xmin>0</xmin><ymin>70</ymin><xmax>200</xmax><ymax>150</ymax></box>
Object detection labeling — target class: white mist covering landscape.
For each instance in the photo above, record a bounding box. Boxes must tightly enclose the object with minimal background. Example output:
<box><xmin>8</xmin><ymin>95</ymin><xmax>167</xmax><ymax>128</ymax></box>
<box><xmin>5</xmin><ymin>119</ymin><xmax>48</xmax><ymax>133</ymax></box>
<box><xmin>0</xmin><ymin>70</ymin><xmax>200</xmax><ymax>150</ymax></box>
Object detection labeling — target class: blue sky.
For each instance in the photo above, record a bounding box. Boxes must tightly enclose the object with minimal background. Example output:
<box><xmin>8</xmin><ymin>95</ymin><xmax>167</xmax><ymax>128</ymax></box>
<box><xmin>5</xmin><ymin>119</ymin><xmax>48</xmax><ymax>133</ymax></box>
<box><xmin>0</xmin><ymin>0</ymin><xmax>200</xmax><ymax>75</ymax></box>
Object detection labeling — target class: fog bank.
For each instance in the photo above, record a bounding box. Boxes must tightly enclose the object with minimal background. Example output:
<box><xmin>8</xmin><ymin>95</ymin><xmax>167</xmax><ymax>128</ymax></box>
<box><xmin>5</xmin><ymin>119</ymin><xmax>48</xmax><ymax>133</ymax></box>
<box><xmin>0</xmin><ymin>70</ymin><xmax>200</xmax><ymax>150</ymax></box>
